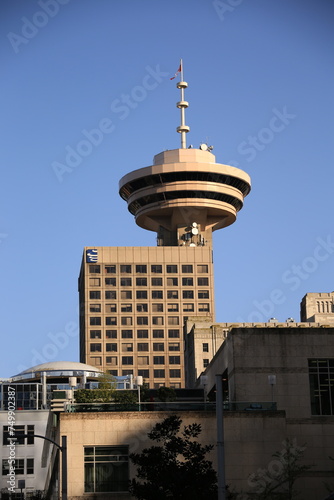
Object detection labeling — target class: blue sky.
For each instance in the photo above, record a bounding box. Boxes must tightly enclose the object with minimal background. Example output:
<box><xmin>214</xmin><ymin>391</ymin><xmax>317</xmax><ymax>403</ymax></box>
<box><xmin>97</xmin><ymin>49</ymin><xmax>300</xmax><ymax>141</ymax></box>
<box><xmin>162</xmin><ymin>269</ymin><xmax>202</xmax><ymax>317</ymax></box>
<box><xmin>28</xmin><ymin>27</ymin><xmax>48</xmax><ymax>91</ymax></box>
<box><xmin>0</xmin><ymin>0</ymin><xmax>333</xmax><ymax>378</ymax></box>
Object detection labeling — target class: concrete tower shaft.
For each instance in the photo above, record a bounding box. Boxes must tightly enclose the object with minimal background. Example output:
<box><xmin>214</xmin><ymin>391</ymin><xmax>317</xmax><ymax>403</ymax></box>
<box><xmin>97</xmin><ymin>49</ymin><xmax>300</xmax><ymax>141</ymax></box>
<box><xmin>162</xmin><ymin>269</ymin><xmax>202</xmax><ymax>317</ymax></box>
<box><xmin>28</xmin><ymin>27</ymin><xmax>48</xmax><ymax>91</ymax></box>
<box><xmin>119</xmin><ymin>148</ymin><xmax>251</xmax><ymax>247</ymax></box>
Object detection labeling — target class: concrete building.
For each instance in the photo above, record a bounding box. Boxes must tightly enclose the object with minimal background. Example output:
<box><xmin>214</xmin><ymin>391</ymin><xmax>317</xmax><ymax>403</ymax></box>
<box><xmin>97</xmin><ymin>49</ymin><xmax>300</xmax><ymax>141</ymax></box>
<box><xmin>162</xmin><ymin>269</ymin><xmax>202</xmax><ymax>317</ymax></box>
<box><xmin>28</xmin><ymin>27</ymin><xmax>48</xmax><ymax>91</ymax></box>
<box><xmin>79</xmin><ymin>71</ymin><xmax>251</xmax><ymax>388</ymax></box>
<box><xmin>301</xmin><ymin>292</ymin><xmax>334</xmax><ymax>325</ymax></box>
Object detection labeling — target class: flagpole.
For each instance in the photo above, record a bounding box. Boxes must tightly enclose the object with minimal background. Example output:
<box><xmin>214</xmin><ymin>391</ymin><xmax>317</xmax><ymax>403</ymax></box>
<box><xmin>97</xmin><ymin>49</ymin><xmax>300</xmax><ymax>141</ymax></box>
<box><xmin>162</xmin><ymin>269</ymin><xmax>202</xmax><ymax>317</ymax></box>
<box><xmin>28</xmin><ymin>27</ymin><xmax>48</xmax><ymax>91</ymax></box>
<box><xmin>176</xmin><ymin>58</ymin><xmax>190</xmax><ymax>149</ymax></box>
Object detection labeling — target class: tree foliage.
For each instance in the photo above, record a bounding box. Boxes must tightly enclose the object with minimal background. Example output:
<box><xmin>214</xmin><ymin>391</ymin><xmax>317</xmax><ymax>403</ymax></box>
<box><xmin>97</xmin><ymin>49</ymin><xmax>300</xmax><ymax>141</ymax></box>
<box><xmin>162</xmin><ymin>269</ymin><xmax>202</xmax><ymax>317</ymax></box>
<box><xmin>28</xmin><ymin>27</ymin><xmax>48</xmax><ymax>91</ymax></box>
<box><xmin>129</xmin><ymin>415</ymin><xmax>217</xmax><ymax>499</ymax></box>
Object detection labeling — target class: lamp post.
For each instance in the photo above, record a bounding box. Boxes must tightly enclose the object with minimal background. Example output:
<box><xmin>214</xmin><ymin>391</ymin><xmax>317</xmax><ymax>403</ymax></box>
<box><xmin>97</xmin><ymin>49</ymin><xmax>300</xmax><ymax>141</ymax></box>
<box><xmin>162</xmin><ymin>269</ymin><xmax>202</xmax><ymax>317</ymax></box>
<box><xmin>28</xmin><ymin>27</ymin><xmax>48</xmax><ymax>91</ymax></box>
<box><xmin>20</xmin><ymin>434</ymin><xmax>67</xmax><ymax>499</ymax></box>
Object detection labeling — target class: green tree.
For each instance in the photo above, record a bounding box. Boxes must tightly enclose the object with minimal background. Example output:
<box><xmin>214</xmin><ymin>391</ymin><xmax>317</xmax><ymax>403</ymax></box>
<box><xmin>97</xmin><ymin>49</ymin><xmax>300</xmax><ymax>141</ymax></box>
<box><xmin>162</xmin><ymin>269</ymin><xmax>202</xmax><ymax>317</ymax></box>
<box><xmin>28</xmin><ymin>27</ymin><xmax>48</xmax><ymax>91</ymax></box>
<box><xmin>246</xmin><ymin>438</ymin><xmax>312</xmax><ymax>500</ymax></box>
<box><xmin>74</xmin><ymin>373</ymin><xmax>116</xmax><ymax>403</ymax></box>
<box><xmin>129</xmin><ymin>415</ymin><xmax>217</xmax><ymax>500</ymax></box>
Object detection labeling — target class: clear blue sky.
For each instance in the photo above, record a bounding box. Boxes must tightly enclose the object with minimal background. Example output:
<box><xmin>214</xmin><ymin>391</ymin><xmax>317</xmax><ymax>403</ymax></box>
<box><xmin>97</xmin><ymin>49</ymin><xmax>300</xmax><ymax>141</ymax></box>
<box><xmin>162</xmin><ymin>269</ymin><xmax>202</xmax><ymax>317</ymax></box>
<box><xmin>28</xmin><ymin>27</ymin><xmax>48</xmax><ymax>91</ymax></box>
<box><xmin>1</xmin><ymin>0</ymin><xmax>333</xmax><ymax>378</ymax></box>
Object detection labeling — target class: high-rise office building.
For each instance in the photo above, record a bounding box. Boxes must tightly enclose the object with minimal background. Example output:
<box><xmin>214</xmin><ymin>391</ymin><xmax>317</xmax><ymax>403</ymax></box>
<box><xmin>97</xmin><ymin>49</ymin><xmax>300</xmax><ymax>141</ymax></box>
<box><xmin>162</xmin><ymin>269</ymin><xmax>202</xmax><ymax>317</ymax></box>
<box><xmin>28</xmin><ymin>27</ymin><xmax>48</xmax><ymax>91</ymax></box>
<box><xmin>79</xmin><ymin>65</ymin><xmax>251</xmax><ymax>387</ymax></box>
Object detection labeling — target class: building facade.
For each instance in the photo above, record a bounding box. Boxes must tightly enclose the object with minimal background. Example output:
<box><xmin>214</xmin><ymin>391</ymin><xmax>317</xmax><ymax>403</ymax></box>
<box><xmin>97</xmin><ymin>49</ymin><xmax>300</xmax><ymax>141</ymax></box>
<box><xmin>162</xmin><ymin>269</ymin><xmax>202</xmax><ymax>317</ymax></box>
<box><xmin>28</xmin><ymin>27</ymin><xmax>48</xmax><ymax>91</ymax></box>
<box><xmin>301</xmin><ymin>292</ymin><xmax>334</xmax><ymax>325</ymax></box>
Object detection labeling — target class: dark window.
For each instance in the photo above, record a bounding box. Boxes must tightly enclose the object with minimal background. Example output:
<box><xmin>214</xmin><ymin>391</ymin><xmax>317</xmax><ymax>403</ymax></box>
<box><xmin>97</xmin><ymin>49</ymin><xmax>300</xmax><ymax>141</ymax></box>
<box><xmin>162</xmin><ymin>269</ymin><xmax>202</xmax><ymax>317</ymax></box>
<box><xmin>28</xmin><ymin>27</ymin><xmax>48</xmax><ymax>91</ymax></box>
<box><xmin>138</xmin><ymin>369</ymin><xmax>149</xmax><ymax>378</ymax></box>
<box><xmin>152</xmin><ymin>304</ymin><xmax>163</xmax><ymax>312</ymax></box>
<box><xmin>3</xmin><ymin>425</ymin><xmax>31</xmax><ymax>446</ymax></box>
<box><xmin>108</xmin><ymin>370</ymin><xmax>118</xmax><ymax>376</ymax></box>
<box><xmin>90</xmin><ymin>343</ymin><xmax>101</xmax><ymax>352</ymax></box>
<box><xmin>153</xmin><ymin>343</ymin><xmax>164</xmax><ymax>351</ymax></box>
<box><xmin>121</xmin><ymin>304</ymin><xmax>132</xmax><ymax>313</ymax></box>
<box><xmin>122</xmin><ymin>356</ymin><xmax>133</xmax><ymax>365</ymax></box>
<box><xmin>106</xmin><ymin>330</ymin><xmax>117</xmax><ymax>339</ymax></box>
<box><xmin>90</xmin><ymin>304</ymin><xmax>101</xmax><ymax>312</ymax></box>
<box><xmin>169</xmin><ymin>342</ymin><xmax>180</xmax><ymax>351</ymax></box>
<box><xmin>151</xmin><ymin>265</ymin><xmax>162</xmax><ymax>273</ymax></box>
<box><xmin>198</xmin><ymin>303</ymin><xmax>210</xmax><ymax>312</ymax></box>
<box><xmin>121</xmin><ymin>317</ymin><xmax>132</xmax><ymax>326</ymax></box>
<box><xmin>137</xmin><ymin>330</ymin><xmax>148</xmax><ymax>338</ymax></box>
<box><xmin>90</xmin><ymin>317</ymin><xmax>101</xmax><ymax>326</ymax></box>
<box><xmin>105</xmin><ymin>304</ymin><xmax>117</xmax><ymax>313</ymax></box>
<box><xmin>121</xmin><ymin>290</ymin><xmax>132</xmax><ymax>299</ymax></box>
<box><xmin>198</xmin><ymin>277</ymin><xmax>209</xmax><ymax>286</ymax></box>
<box><xmin>105</xmin><ymin>265</ymin><xmax>116</xmax><ymax>274</ymax></box>
<box><xmin>203</xmin><ymin>343</ymin><xmax>209</xmax><ymax>352</ymax></box>
<box><xmin>183</xmin><ymin>303</ymin><xmax>194</xmax><ymax>312</ymax></box>
<box><xmin>153</xmin><ymin>330</ymin><xmax>164</xmax><ymax>338</ymax></box>
<box><xmin>121</xmin><ymin>330</ymin><xmax>133</xmax><ymax>339</ymax></box>
<box><xmin>167</xmin><ymin>290</ymin><xmax>178</xmax><ymax>299</ymax></box>
<box><xmin>151</xmin><ymin>277</ymin><xmax>163</xmax><ymax>286</ymax></box>
<box><xmin>90</xmin><ymin>330</ymin><xmax>101</xmax><ymax>339</ymax></box>
<box><xmin>168</xmin><ymin>329</ymin><xmax>180</xmax><ymax>338</ymax></box>
<box><xmin>89</xmin><ymin>265</ymin><xmax>100</xmax><ymax>274</ymax></box>
<box><xmin>26</xmin><ymin>458</ymin><xmax>34</xmax><ymax>474</ymax></box>
<box><xmin>309</xmin><ymin>359</ymin><xmax>334</xmax><ymax>415</ymax></box>
<box><xmin>84</xmin><ymin>446</ymin><xmax>129</xmax><ymax>493</ymax></box>
<box><xmin>122</xmin><ymin>343</ymin><xmax>133</xmax><ymax>352</ymax></box>
<box><xmin>167</xmin><ymin>304</ymin><xmax>179</xmax><ymax>312</ymax></box>
<box><xmin>153</xmin><ymin>356</ymin><xmax>165</xmax><ymax>364</ymax></box>
<box><xmin>120</xmin><ymin>265</ymin><xmax>132</xmax><ymax>273</ymax></box>
<box><xmin>182</xmin><ymin>277</ymin><xmax>193</xmax><ymax>286</ymax></box>
<box><xmin>152</xmin><ymin>291</ymin><xmax>163</xmax><ymax>299</ymax></box>
<box><xmin>167</xmin><ymin>277</ymin><xmax>178</xmax><ymax>286</ymax></box>
<box><xmin>106</xmin><ymin>317</ymin><xmax>117</xmax><ymax>326</ymax></box>
<box><xmin>169</xmin><ymin>356</ymin><xmax>180</xmax><ymax>364</ymax></box>
<box><xmin>183</xmin><ymin>290</ymin><xmax>194</xmax><ymax>299</ymax></box>
<box><xmin>137</xmin><ymin>317</ymin><xmax>149</xmax><ymax>325</ymax></box>
<box><xmin>154</xmin><ymin>369</ymin><xmax>165</xmax><ymax>378</ymax></box>
<box><xmin>138</xmin><ymin>343</ymin><xmax>149</xmax><ymax>352</ymax></box>
<box><xmin>198</xmin><ymin>290</ymin><xmax>209</xmax><ymax>299</ymax></box>
<box><xmin>203</xmin><ymin>359</ymin><xmax>209</xmax><ymax>368</ymax></box>
<box><xmin>120</xmin><ymin>278</ymin><xmax>132</xmax><ymax>286</ymax></box>
<box><xmin>105</xmin><ymin>290</ymin><xmax>117</xmax><ymax>299</ymax></box>
<box><xmin>136</xmin><ymin>290</ymin><xmax>148</xmax><ymax>299</ymax></box>
<box><xmin>170</xmin><ymin>369</ymin><xmax>181</xmax><ymax>378</ymax></box>
<box><xmin>122</xmin><ymin>370</ymin><xmax>133</xmax><ymax>376</ymax></box>
<box><xmin>106</xmin><ymin>357</ymin><xmax>117</xmax><ymax>365</ymax></box>
<box><xmin>152</xmin><ymin>316</ymin><xmax>164</xmax><ymax>325</ymax></box>
<box><xmin>136</xmin><ymin>265</ymin><xmax>147</xmax><ymax>273</ymax></box>
<box><xmin>137</xmin><ymin>303</ymin><xmax>148</xmax><ymax>312</ymax></box>
<box><xmin>182</xmin><ymin>265</ymin><xmax>193</xmax><ymax>273</ymax></box>
<box><xmin>166</xmin><ymin>265</ymin><xmax>178</xmax><ymax>273</ymax></box>
<box><xmin>105</xmin><ymin>278</ymin><xmax>116</xmax><ymax>286</ymax></box>
<box><xmin>106</xmin><ymin>343</ymin><xmax>117</xmax><ymax>352</ymax></box>
<box><xmin>136</xmin><ymin>278</ymin><xmax>147</xmax><ymax>286</ymax></box>
<box><xmin>90</xmin><ymin>291</ymin><xmax>101</xmax><ymax>299</ymax></box>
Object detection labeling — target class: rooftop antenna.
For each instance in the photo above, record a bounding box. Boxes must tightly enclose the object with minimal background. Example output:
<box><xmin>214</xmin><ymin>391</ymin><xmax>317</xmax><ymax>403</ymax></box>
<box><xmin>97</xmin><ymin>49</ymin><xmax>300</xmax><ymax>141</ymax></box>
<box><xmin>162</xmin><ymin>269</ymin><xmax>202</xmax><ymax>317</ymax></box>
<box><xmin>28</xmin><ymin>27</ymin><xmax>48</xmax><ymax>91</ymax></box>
<box><xmin>175</xmin><ymin>59</ymin><xmax>190</xmax><ymax>148</ymax></box>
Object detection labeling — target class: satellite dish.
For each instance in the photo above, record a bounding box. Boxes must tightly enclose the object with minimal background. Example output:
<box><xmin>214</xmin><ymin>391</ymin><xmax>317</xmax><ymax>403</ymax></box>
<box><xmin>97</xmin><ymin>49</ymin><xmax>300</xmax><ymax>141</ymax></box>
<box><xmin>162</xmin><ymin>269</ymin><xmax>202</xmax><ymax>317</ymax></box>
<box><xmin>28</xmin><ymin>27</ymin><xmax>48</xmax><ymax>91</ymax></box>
<box><xmin>189</xmin><ymin>242</ymin><xmax>196</xmax><ymax>247</ymax></box>
<box><xmin>199</xmin><ymin>143</ymin><xmax>208</xmax><ymax>151</ymax></box>
<box><xmin>191</xmin><ymin>227</ymin><xmax>199</xmax><ymax>235</ymax></box>
<box><xmin>192</xmin><ymin>222</ymin><xmax>198</xmax><ymax>227</ymax></box>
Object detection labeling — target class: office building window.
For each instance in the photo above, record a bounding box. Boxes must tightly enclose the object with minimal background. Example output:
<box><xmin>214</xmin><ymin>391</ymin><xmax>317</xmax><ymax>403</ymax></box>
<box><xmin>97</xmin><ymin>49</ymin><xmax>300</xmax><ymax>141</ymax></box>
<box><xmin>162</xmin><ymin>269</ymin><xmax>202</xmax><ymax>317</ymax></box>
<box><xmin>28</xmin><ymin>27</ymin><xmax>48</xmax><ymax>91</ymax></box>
<box><xmin>137</xmin><ymin>303</ymin><xmax>148</xmax><ymax>312</ymax></box>
<box><xmin>198</xmin><ymin>277</ymin><xmax>209</xmax><ymax>286</ymax></box>
<box><xmin>203</xmin><ymin>343</ymin><xmax>209</xmax><ymax>352</ymax></box>
<box><xmin>169</xmin><ymin>343</ymin><xmax>180</xmax><ymax>351</ymax></box>
<box><xmin>138</xmin><ymin>343</ymin><xmax>149</xmax><ymax>352</ymax></box>
<box><xmin>168</xmin><ymin>317</ymin><xmax>179</xmax><ymax>325</ymax></box>
<box><xmin>153</xmin><ymin>343</ymin><xmax>164</xmax><ymax>351</ymax></box>
<box><xmin>120</xmin><ymin>278</ymin><xmax>132</xmax><ymax>287</ymax></box>
<box><xmin>3</xmin><ymin>425</ymin><xmax>34</xmax><ymax>446</ymax></box>
<box><xmin>203</xmin><ymin>359</ymin><xmax>209</xmax><ymax>368</ymax></box>
<box><xmin>183</xmin><ymin>290</ymin><xmax>194</xmax><ymax>299</ymax></box>
<box><xmin>137</xmin><ymin>317</ymin><xmax>149</xmax><ymax>326</ymax></box>
<box><xmin>151</xmin><ymin>265</ymin><xmax>162</xmax><ymax>273</ymax></box>
<box><xmin>89</xmin><ymin>278</ymin><xmax>100</xmax><ymax>286</ymax></box>
<box><xmin>106</xmin><ymin>344</ymin><xmax>117</xmax><ymax>352</ymax></box>
<box><xmin>106</xmin><ymin>317</ymin><xmax>117</xmax><ymax>326</ymax></box>
<box><xmin>198</xmin><ymin>303</ymin><xmax>210</xmax><ymax>312</ymax></box>
<box><xmin>167</xmin><ymin>290</ymin><xmax>178</xmax><ymax>299</ymax></box>
<box><xmin>106</xmin><ymin>330</ymin><xmax>117</xmax><ymax>339</ymax></box>
<box><xmin>90</xmin><ymin>330</ymin><xmax>101</xmax><ymax>339</ymax></box>
<box><xmin>152</xmin><ymin>316</ymin><xmax>164</xmax><ymax>325</ymax></box>
<box><xmin>122</xmin><ymin>356</ymin><xmax>133</xmax><ymax>365</ymax></box>
<box><xmin>166</xmin><ymin>265</ymin><xmax>178</xmax><ymax>273</ymax></box>
<box><xmin>122</xmin><ymin>370</ymin><xmax>133</xmax><ymax>376</ymax></box>
<box><xmin>105</xmin><ymin>278</ymin><xmax>116</xmax><ymax>286</ymax></box>
<box><xmin>151</xmin><ymin>277</ymin><xmax>163</xmax><ymax>286</ymax></box>
<box><xmin>198</xmin><ymin>290</ymin><xmax>209</xmax><ymax>299</ymax></box>
<box><xmin>89</xmin><ymin>265</ymin><xmax>100</xmax><ymax>274</ymax></box>
<box><xmin>90</xmin><ymin>343</ymin><xmax>101</xmax><ymax>352</ymax></box>
<box><xmin>138</xmin><ymin>369</ymin><xmax>149</xmax><ymax>378</ymax></box>
<box><xmin>154</xmin><ymin>369</ymin><xmax>165</xmax><ymax>378</ymax></box>
<box><xmin>167</xmin><ymin>304</ymin><xmax>179</xmax><ymax>312</ymax></box>
<box><xmin>182</xmin><ymin>265</ymin><xmax>193</xmax><ymax>273</ymax></box>
<box><xmin>106</xmin><ymin>357</ymin><xmax>117</xmax><ymax>365</ymax></box>
<box><xmin>153</xmin><ymin>330</ymin><xmax>164</xmax><ymax>338</ymax></box>
<box><xmin>84</xmin><ymin>446</ymin><xmax>129</xmax><ymax>493</ymax></box>
<box><xmin>137</xmin><ymin>330</ymin><xmax>148</xmax><ymax>338</ymax></box>
<box><xmin>121</xmin><ymin>290</ymin><xmax>132</xmax><ymax>300</ymax></box>
<box><xmin>90</xmin><ymin>357</ymin><xmax>102</xmax><ymax>366</ymax></box>
<box><xmin>122</xmin><ymin>343</ymin><xmax>133</xmax><ymax>352</ymax></box>
<box><xmin>183</xmin><ymin>303</ymin><xmax>194</xmax><ymax>312</ymax></box>
<box><xmin>90</xmin><ymin>291</ymin><xmax>101</xmax><ymax>299</ymax></box>
<box><xmin>136</xmin><ymin>277</ymin><xmax>147</xmax><ymax>286</ymax></box>
<box><xmin>182</xmin><ymin>277</ymin><xmax>193</xmax><ymax>286</ymax></box>
<box><xmin>105</xmin><ymin>290</ymin><xmax>117</xmax><ymax>299</ymax></box>
<box><xmin>2</xmin><ymin>458</ymin><xmax>25</xmax><ymax>475</ymax></box>
<box><xmin>90</xmin><ymin>317</ymin><xmax>101</xmax><ymax>326</ymax></box>
<box><xmin>105</xmin><ymin>304</ymin><xmax>117</xmax><ymax>313</ymax></box>
<box><xmin>120</xmin><ymin>265</ymin><xmax>132</xmax><ymax>273</ymax></box>
<box><xmin>197</xmin><ymin>264</ymin><xmax>208</xmax><ymax>273</ymax></box>
<box><xmin>168</xmin><ymin>329</ymin><xmax>180</xmax><ymax>338</ymax></box>
<box><xmin>136</xmin><ymin>265</ymin><xmax>147</xmax><ymax>273</ymax></box>
<box><xmin>137</xmin><ymin>290</ymin><xmax>147</xmax><ymax>299</ymax></box>
<box><xmin>152</xmin><ymin>291</ymin><xmax>163</xmax><ymax>299</ymax></box>
<box><xmin>309</xmin><ymin>359</ymin><xmax>334</xmax><ymax>415</ymax></box>
<box><xmin>108</xmin><ymin>370</ymin><xmax>118</xmax><ymax>376</ymax></box>
<box><xmin>121</xmin><ymin>330</ymin><xmax>133</xmax><ymax>338</ymax></box>
<box><xmin>138</xmin><ymin>356</ymin><xmax>149</xmax><ymax>365</ymax></box>
<box><xmin>105</xmin><ymin>265</ymin><xmax>116</xmax><ymax>274</ymax></box>
<box><xmin>121</xmin><ymin>317</ymin><xmax>132</xmax><ymax>326</ymax></box>
<box><xmin>170</xmin><ymin>369</ymin><xmax>181</xmax><ymax>378</ymax></box>
<box><xmin>152</xmin><ymin>303</ymin><xmax>163</xmax><ymax>312</ymax></box>
<box><xmin>154</xmin><ymin>356</ymin><xmax>165</xmax><ymax>364</ymax></box>
<box><xmin>169</xmin><ymin>356</ymin><xmax>180</xmax><ymax>365</ymax></box>
<box><xmin>167</xmin><ymin>277</ymin><xmax>178</xmax><ymax>286</ymax></box>
<box><xmin>121</xmin><ymin>304</ymin><xmax>132</xmax><ymax>313</ymax></box>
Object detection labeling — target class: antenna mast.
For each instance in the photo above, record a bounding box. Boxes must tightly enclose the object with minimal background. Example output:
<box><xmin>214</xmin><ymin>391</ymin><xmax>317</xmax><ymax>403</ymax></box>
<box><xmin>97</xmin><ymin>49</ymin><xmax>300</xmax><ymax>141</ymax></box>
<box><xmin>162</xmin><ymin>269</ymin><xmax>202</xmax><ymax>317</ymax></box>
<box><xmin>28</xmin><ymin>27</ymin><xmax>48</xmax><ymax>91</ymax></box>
<box><xmin>176</xmin><ymin>59</ymin><xmax>190</xmax><ymax>148</ymax></box>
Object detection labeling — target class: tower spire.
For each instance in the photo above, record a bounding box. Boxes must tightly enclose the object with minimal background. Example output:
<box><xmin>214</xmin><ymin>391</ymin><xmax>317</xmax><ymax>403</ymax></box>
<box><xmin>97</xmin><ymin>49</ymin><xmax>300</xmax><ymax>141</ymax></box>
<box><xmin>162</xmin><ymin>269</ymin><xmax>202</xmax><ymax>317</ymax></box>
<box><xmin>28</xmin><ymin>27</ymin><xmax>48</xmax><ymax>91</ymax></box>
<box><xmin>176</xmin><ymin>59</ymin><xmax>190</xmax><ymax>148</ymax></box>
